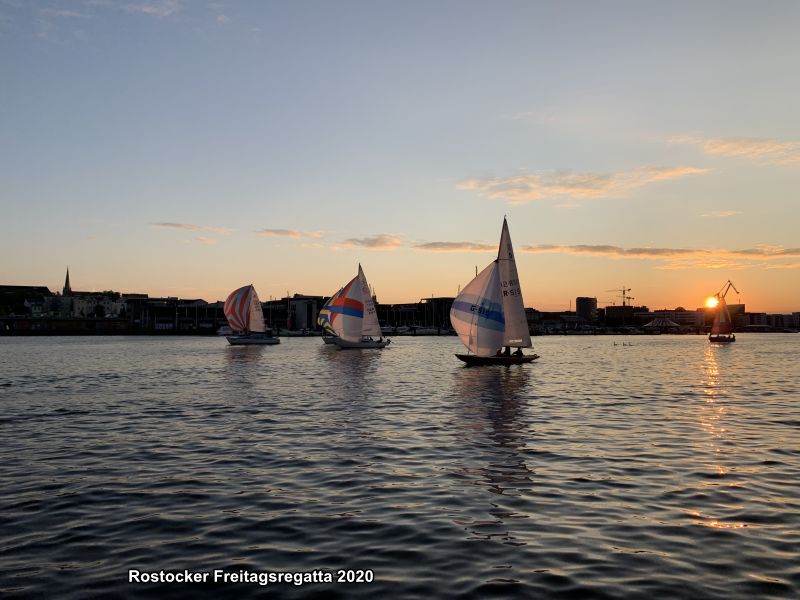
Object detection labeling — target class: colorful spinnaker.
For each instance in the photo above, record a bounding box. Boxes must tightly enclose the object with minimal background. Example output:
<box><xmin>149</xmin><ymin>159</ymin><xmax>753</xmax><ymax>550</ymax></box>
<box><xmin>317</xmin><ymin>288</ymin><xmax>342</xmax><ymax>335</ymax></box>
<box><xmin>223</xmin><ymin>284</ymin><xmax>265</xmax><ymax>334</ymax></box>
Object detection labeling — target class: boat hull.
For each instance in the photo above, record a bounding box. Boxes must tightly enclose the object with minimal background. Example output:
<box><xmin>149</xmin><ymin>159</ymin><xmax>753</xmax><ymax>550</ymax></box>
<box><xmin>709</xmin><ymin>335</ymin><xmax>736</xmax><ymax>343</ymax></box>
<box><xmin>226</xmin><ymin>334</ymin><xmax>281</xmax><ymax>346</ymax></box>
<box><xmin>456</xmin><ymin>353</ymin><xmax>539</xmax><ymax>366</ymax></box>
<box><xmin>333</xmin><ymin>338</ymin><xmax>390</xmax><ymax>349</ymax></box>
<box><xmin>322</xmin><ymin>336</ymin><xmax>337</xmax><ymax>345</ymax></box>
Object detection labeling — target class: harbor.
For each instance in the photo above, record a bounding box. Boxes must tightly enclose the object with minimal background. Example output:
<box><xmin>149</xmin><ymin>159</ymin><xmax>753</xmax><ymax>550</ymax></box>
<box><xmin>2</xmin><ymin>334</ymin><xmax>799</xmax><ymax>598</ymax></box>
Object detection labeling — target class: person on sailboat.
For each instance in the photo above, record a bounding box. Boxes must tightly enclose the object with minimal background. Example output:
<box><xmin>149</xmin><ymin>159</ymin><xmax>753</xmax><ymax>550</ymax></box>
<box><xmin>503</xmin><ymin>346</ymin><xmax>511</xmax><ymax>356</ymax></box>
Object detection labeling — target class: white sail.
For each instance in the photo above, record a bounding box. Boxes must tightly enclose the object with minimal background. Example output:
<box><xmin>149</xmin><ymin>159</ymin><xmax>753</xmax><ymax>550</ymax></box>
<box><xmin>248</xmin><ymin>287</ymin><xmax>265</xmax><ymax>333</ymax></box>
<box><xmin>497</xmin><ymin>218</ymin><xmax>532</xmax><ymax>348</ymax></box>
<box><xmin>330</xmin><ymin>275</ymin><xmax>364</xmax><ymax>342</ymax></box>
<box><xmin>358</xmin><ymin>265</ymin><xmax>382</xmax><ymax>337</ymax></box>
<box><xmin>450</xmin><ymin>261</ymin><xmax>506</xmax><ymax>356</ymax></box>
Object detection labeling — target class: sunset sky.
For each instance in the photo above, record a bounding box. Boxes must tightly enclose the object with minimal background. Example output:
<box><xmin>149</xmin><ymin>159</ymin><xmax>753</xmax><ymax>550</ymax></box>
<box><xmin>1</xmin><ymin>1</ymin><xmax>799</xmax><ymax>311</ymax></box>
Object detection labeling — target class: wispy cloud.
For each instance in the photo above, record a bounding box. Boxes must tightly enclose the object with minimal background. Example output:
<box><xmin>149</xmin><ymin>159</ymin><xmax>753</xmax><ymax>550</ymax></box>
<box><xmin>764</xmin><ymin>263</ymin><xmax>800</xmax><ymax>270</ymax></box>
<box><xmin>458</xmin><ymin>166</ymin><xmax>705</xmax><ymax>204</ymax></box>
<box><xmin>520</xmin><ymin>243</ymin><xmax>800</xmax><ymax>260</ymax></box>
<box><xmin>125</xmin><ymin>0</ymin><xmax>180</xmax><ymax>17</ymax></box>
<box><xmin>413</xmin><ymin>241</ymin><xmax>495</xmax><ymax>252</ymax></box>
<box><xmin>255</xmin><ymin>228</ymin><xmax>322</xmax><ymax>239</ymax></box>
<box><xmin>215</xmin><ymin>13</ymin><xmax>229</xmax><ymax>24</ymax></box>
<box><xmin>672</xmin><ymin>135</ymin><xmax>800</xmax><ymax>167</ymax></box>
<box><xmin>699</xmin><ymin>210</ymin><xmax>742</xmax><ymax>218</ymax></box>
<box><xmin>336</xmin><ymin>234</ymin><xmax>403</xmax><ymax>250</ymax></box>
<box><xmin>39</xmin><ymin>8</ymin><xmax>90</xmax><ymax>18</ymax></box>
<box><xmin>193</xmin><ymin>236</ymin><xmax>217</xmax><ymax>245</ymax></box>
<box><xmin>518</xmin><ymin>243</ymin><xmax>800</xmax><ymax>270</ymax></box>
<box><xmin>151</xmin><ymin>222</ymin><xmax>233</xmax><ymax>234</ymax></box>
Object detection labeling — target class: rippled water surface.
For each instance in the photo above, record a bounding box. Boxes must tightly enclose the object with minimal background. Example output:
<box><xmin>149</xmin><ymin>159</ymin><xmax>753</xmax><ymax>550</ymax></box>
<box><xmin>1</xmin><ymin>334</ymin><xmax>799</xmax><ymax>598</ymax></box>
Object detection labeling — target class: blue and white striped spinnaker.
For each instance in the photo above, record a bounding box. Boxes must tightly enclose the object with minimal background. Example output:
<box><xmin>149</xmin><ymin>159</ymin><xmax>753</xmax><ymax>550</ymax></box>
<box><xmin>449</xmin><ymin>261</ymin><xmax>506</xmax><ymax>356</ymax></box>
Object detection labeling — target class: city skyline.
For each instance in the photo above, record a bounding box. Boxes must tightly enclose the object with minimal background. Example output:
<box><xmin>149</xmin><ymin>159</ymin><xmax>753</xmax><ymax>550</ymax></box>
<box><xmin>2</xmin><ymin>2</ymin><xmax>799</xmax><ymax>311</ymax></box>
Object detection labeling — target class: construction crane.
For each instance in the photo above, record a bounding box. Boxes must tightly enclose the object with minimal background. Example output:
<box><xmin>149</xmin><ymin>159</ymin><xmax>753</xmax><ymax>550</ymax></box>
<box><xmin>605</xmin><ymin>286</ymin><xmax>635</xmax><ymax>307</ymax></box>
<box><xmin>715</xmin><ymin>280</ymin><xmax>740</xmax><ymax>301</ymax></box>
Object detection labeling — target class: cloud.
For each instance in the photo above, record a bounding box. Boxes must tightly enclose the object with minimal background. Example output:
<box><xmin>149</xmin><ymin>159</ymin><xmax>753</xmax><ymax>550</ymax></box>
<box><xmin>672</xmin><ymin>135</ymin><xmax>800</xmax><ymax>167</ymax></box>
<box><xmin>413</xmin><ymin>241</ymin><xmax>496</xmax><ymax>252</ymax></box>
<box><xmin>704</xmin><ymin>138</ymin><xmax>800</xmax><ymax>166</ymax></box>
<box><xmin>699</xmin><ymin>211</ymin><xmax>742</xmax><ymax>218</ymax></box>
<box><xmin>336</xmin><ymin>234</ymin><xmax>403</xmax><ymax>250</ymax></box>
<box><xmin>39</xmin><ymin>8</ymin><xmax>90</xmax><ymax>18</ymax></box>
<box><xmin>255</xmin><ymin>228</ymin><xmax>323</xmax><ymax>239</ymax></box>
<box><xmin>125</xmin><ymin>0</ymin><xmax>180</xmax><ymax>17</ymax></box>
<box><xmin>518</xmin><ymin>243</ymin><xmax>800</xmax><ymax>270</ymax></box>
<box><xmin>215</xmin><ymin>13</ymin><xmax>229</xmax><ymax>24</ymax></box>
<box><xmin>152</xmin><ymin>222</ymin><xmax>232</xmax><ymax>234</ymax></box>
<box><xmin>764</xmin><ymin>263</ymin><xmax>800</xmax><ymax>270</ymax></box>
<box><xmin>520</xmin><ymin>243</ymin><xmax>800</xmax><ymax>260</ymax></box>
<box><xmin>458</xmin><ymin>166</ymin><xmax>705</xmax><ymax>204</ymax></box>
<box><xmin>194</xmin><ymin>236</ymin><xmax>217</xmax><ymax>245</ymax></box>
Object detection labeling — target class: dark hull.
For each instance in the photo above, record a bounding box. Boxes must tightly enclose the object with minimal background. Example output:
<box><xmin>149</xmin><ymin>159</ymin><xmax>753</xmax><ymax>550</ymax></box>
<box><xmin>456</xmin><ymin>353</ymin><xmax>539</xmax><ymax>366</ymax></box>
<box><xmin>226</xmin><ymin>335</ymin><xmax>281</xmax><ymax>346</ymax></box>
<box><xmin>709</xmin><ymin>335</ymin><xmax>736</xmax><ymax>343</ymax></box>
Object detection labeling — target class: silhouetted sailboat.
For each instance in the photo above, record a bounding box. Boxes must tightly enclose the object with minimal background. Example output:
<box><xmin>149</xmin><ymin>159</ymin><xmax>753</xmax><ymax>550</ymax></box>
<box><xmin>709</xmin><ymin>280</ymin><xmax>737</xmax><ymax>343</ymax></box>
<box><xmin>709</xmin><ymin>283</ymin><xmax>738</xmax><ymax>343</ymax></box>
<box><xmin>329</xmin><ymin>265</ymin><xmax>390</xmax><ymax>349</ymax></box>
<box><xmin>450</xmin><ymin>218</ymin><xmax>539</xmax><ymax>366</ymax></box>
<box><xmin>223</xmin><ymin>284</ymin><xmax>280</xmax><ymax>345</ymax></box>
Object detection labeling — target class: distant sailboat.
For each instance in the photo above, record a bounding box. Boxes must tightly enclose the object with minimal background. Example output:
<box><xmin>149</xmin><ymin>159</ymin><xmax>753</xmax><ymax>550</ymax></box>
<box><xmin>450</xmin><ymin>218</ymin><xmax>539</xmax><ymax>366</ymax></box>
<box><xmin>709</xmin><ymin>280</ymin><xmax>737</xmax><ymax>343</ymax></box>
<box><xmin>223</xmin><ymin>284</ymin><xmax>280</xmax><ymax>346</ymax></box>
<box><xmin>328</xmin><ymin>265</ymin><xmax>390</xmax><ymax>349</ymax></box>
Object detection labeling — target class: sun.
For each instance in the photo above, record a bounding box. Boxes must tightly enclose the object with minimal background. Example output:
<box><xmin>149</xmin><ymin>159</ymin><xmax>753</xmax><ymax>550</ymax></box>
<box><xmin>705</xmin><ymin>296</ymin><xmax>719</xmax><ymax>308</ymax></box>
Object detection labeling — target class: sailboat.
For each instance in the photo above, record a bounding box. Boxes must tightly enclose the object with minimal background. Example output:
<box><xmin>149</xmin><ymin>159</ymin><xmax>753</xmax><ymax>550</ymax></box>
<box><xmin>223</xmin><ymin>284</ymin><xmax>280</xmax><ymax>346</ymax></box>
<box><xmin>450</xmin><ymin>218</ymin><xmax>539</xmax><ymax>366</ymax></box>
<box><xmin>328</xmin><ymin>265</ymin><xmax>390</xmax><ymax>349</ymax></box>
<box><xmin>317</xmin><ymin>287</ymin><xmax>341</xmax><ymax>344</ymax></box>
<box><xmin>709</xmin><ymin>280</ymin><xmax>737</xmax><ymax>343</ymax></box>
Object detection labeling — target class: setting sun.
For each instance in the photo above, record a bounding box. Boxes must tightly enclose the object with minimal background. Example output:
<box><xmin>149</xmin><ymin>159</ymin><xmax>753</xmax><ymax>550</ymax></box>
<box><xmin>705</xmin><ymin>296</ymin><xmax>719</xmax><ymax>308</ymax></box>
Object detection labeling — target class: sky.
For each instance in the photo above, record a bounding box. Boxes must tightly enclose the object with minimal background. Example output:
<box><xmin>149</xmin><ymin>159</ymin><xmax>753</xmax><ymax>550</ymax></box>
<box><xmin>1</xmin><ymin>0</ymin><xmax>799</xmax><ymax>312</ymax></box>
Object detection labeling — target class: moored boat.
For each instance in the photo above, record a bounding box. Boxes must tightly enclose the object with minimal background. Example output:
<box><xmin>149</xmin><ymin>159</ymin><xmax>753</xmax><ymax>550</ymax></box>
<box><xmin>450</xmin><ymin>218</ymin><xmax>538</xmax><ymax>366</ymax></box>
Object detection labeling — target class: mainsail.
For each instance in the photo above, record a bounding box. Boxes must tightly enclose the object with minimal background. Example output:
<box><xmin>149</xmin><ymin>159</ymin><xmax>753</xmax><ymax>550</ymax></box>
<box><xmin>450</xmin><ymin>261</ymin><xmax>506</xmax><ymax>356</ymax></box>
<box><xmin>358</xmin><ymin>265</ymin><xmax>382</xmax><ymax>337</ymax></box>
<box><xmin>224</xmin><ymin>285</ymin><xmax>265</xmax><ymax>334</ymax></box>
<box><xmin>711</xmin><ymin>296</ymin><xmax>733</xmax><ymax>335</ymax></box>
<box><xmin>497</xmin><ymin>218</ymin><xmax>532</xmax><ymax>348</ymax></box>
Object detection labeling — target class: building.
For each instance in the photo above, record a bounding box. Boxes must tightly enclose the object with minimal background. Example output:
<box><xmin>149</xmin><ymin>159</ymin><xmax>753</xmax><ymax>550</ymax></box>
<box><xmin>575</xmin><ymin>297</ymin><xmax>598</xmax><ymax>323</ymax></box>
<box><xmin>418</xmin><ymin>297</ymin><xmax>455</xmax><ymax>328</ymax></box>
<box><xmin>288</xmin><ymin>295</ymin><xmax>326</xmax><ymax>331</ymax></box>
<box><xmin>605</xmin><ymin>305</ymin><xmax>648</xmax><ymax>326</ymax></box>
<box><xmin>0</xmin><ymin>285</ymin><xmax>52</xmax><ymax>316</ymax></box>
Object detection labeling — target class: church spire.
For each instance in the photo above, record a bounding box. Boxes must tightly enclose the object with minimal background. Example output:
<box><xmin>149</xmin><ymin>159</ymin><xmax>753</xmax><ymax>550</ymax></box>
<box><xmin>63</xmin><ymin>267</ymin><xmax>72</xmax><ymax>296</ymax></box>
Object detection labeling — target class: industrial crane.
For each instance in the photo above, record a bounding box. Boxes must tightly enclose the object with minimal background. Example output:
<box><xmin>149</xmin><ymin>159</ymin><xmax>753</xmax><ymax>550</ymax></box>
<box><xmin>605</xmin><ymin>286</ymin><xmax>635</xmax><ymax>307</ymax></box>
<box><xmin>715</xmin><ymin>280</ymin><xmax>739</xmax><ymax>301</ymax></box>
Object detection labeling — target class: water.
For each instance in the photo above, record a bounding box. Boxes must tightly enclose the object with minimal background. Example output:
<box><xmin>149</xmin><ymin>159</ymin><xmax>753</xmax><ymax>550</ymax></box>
<box><xmin>1</xmin><ymin>334</ymin><xmax>798</xmax><ymax>599</ymax></box>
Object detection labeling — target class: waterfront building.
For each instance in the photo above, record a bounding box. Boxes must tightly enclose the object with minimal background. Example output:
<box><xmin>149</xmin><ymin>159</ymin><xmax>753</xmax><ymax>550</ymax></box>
<box><xmin>288</xmin><ymin>295</ymin><xmax>327</xmax><ymax>330</ymax></box>
<box><xmin>575</xmin><ymin>297</ymin><xmax>598</xmax><ymax>323</ymax></box>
